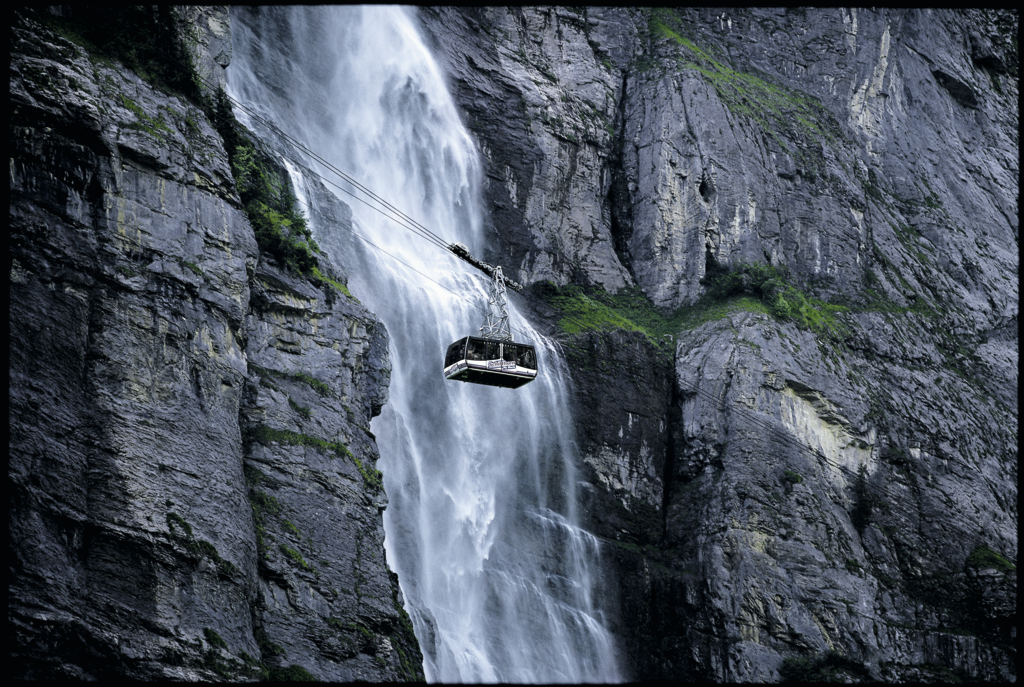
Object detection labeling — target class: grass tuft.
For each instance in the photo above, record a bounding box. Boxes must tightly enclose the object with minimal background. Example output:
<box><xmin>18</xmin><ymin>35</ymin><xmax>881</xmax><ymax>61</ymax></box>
<box><xmin>534</xmin><ymin>262</ymin><xmax>849</xmax><ymax>346</ymax></box>
<box><xmin>965</xmin><ymin>544</ymin><xmax>1016</xmax><ymax>573</ymax></box>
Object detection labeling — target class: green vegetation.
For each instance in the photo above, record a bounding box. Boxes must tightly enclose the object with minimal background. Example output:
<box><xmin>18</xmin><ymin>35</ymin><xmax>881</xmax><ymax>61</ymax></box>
<box><xmin>783</xmin><ymin>470</ymin><xmax>804</xmax><ymax>485</ymax></box>
<box><xmin>239</xmin><ymin>652</ymin><xmax>270</xmax><ymax>681</ymax></box>
<box><xmin>27</xmin><ymin>8</ymin><xmax>348</xmax><ymax>296</ymax></box>
<box><xmin>534</xmin><ymin>262</ymin><xmax>850</xmax><ymax>348</ymax></box>
<box><xmin>248</xmin><ymin>362</ymin><xmax>332</xmax><ymax>396</ymax></box>
<box><xmin>965</xmin><ymin>544</ymin><xmax>1016</xmax><ymax>573</ymax></box>
<box><xmin>845</xmin><ymin>558</ymin><xmax>863</xmax><ymax>575</ymax></box>
<box><xmin>352</xmin><ymin>455</ymin><xmax>384</xmax><ymax>493</ymax></box>
<box><xmin>245</xmin><ymin>465</ymin><xmax>282</xmax><ymax>558</ymax></box>
<box><xmin>203</xmin><ymin>628</ymin><xmax>227</xmax><ymax>651</ymax></box>
<box><xmin>310</xmin><ymin>265</ymin><xmax>355</xmax><ymax>300</ymax></box>
<box><xmin>779</xmin><ymin>651</ymin><xmax>872</xmax><ymax>682</ymax></box>
<box><xmin>246</xmin><ymin>425</ymin><xmax>352</xmax><ymax>460</ymax></box>
<box><xmin>268</xmin><ymin>664</ymin><xmax>318</xmax><ymax>681</ymax></box>
<box><xmin>179</xmin><ymin>258</ymin><xmax>204</xmax><ymax>276</ymax></box>
<box><xmin>245</xmin><ymin>425</ymin><xmax>382</xmax><ymax>493</ymax></box>
<box><xmin>647</xmin><ymin>9</ymin><xmax>841</xmax><ymax>175</ymax></box>
<box><xmin>533</xmin><ymin>281</ymin><xmax>766</xmax><ymax>348</ymax></box>
<box><xmin>207</xmin><ymin>90</ymin><xmax>325</xmax><ymax>280</ymax></box>
<box><xmin>119</xmin><ymin>94</ymin><xmax>175</xmax><ymax>142</ymax></box>
<box><xmin>850</xmin><ymin>464</ymin><xmax>874</xmax><ymax>533</ymax></box>
<box><xmin>201</xmin><ymin>647</ymin><xmax>233</xmax><ymax>679</ymax></box>
<box><xmin>388</xmin><ymin>569</ymin><xmax>426</xmax><ymax>681</ymax></box>
<box><xmin>890</xmin><ymin>221</ymin><xmax>935</xmax><ymax>266</ymax></box>
<box><xmin>703</xmin><ymin>263</ymin><xmax>848</xmax><ymax>339</ymax></box>
<box><xmin>166</xmin><ymin>513</ymin><xmax>239</xmax><ymax>578</ymax></box>
<box><xmin>279</xmin><ymin>544</ymin><xmax>310</xmax><ymax>570</ymax></box>
<box><xmin>288</xmin><ymin>397</ymin><xmax>313</xmax><ymax>420</ymax></box>
<box><xmin>533</xmin><ymin>282</ymin><xmax>645</xmax><ymax>337</ymax></box>
<box><xmin>28</xmin><ymin>6</ymin><xmax>203</xmax><ymax>102</ymax></box>
<box><xmin>254</xmin><ymin>627</ymin><xmax>285</xmax><ymax>660</ymax></box>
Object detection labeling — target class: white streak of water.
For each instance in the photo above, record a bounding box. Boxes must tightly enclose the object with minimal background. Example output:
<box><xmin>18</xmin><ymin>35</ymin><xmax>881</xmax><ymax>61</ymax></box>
<box><xmin>228</xmin><ymin>7</ymin><xmax>620</xmax><ymax>682</ymax></box>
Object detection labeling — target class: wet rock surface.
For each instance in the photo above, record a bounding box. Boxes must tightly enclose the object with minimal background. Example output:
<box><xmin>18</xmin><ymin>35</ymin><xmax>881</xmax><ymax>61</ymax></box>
<box><xmin>9</xmin><ymin>11</ymin><xmax>421</xmax><ymax>681</ymax></box>
<box><xmin>10</xmin><ymin>5</ymin><xmax>1017</xmax><ymax>683</ymax></box>
<box><xmin>421</xmin><ymin>6</ymin><xmax>1017</xmax><ymax>682</ymax></box>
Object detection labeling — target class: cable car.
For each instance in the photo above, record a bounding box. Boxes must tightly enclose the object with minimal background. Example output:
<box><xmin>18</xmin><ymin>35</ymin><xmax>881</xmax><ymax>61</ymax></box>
<box><xmin>443</xmin><ymin>337</ymin><xmax>538</xmax><ymax>388</ymax></box>
<box><xmin>442</xmin><ymin>242</ymin><xmax>537</xmax><ymax>389</ymax></box>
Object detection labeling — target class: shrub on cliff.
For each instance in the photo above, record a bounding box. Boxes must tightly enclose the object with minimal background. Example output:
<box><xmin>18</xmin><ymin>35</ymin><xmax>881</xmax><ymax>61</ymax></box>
<box><xmin>208</xmin><ymin>89</ymin><xmax>321</xmax><ymax>277</ymax></box>
<box><xmin>31</xmin><ymin>6</ymin><xmax>203</xmax><ymax>102</ymax></box>
<box><xmin>701</xmin><ymin>262</ymin><xmax>849</xmax><ymax>339</ymax></box>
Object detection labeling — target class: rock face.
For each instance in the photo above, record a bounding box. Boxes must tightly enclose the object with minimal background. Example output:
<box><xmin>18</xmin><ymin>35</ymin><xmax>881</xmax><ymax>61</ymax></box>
<box><xmin>10</xmin><ymin>5</ymin><xmax>1018</xmax><ymax>683</ymax></box>
<box><xmin>9</xmin><ymin>10</ymin><xmax>421</xmax><ymax>681</ymax></box>
<box><xmin>419</xmin><ymin>6</ymin><xmax>1017</xmax><ymax>682</ymax></box>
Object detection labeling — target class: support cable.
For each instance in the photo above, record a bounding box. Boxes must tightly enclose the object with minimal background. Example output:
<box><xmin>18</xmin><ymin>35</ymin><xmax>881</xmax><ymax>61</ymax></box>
<box><xmin>145</xmin><ymin>34</ymin><xmax>911</xmax><ymax>507</ymax></box>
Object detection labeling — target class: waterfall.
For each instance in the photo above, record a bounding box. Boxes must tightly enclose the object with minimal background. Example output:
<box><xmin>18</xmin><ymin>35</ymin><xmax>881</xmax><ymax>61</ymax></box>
<box><xmin>227</xmin><ymin>7</ymin><xmax>621</xmax><ymax>682</ymax></box>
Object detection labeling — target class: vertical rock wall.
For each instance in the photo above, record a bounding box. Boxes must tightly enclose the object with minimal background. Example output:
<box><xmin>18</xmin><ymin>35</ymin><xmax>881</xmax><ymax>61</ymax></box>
<box><xmin>10</xmin><ymin>5</ymin><xmax>1016</xmax><ymax>682</ymax></box>
<box><xmin>9</xmin><ymin>10</ymin><xmax>421</xmax><ymax>681</ymax></box>
<box><xmin>420</xmin><ymin>6</ymin><xmax>1017</xmax><ymax>682</ymax></box>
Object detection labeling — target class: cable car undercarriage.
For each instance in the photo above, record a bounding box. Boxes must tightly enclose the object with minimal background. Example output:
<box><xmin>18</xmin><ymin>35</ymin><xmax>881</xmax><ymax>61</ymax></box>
<box><xmin>442</xmin><ymin>243</ymin><xmax>538</xmax><ymax>389</ymax></box>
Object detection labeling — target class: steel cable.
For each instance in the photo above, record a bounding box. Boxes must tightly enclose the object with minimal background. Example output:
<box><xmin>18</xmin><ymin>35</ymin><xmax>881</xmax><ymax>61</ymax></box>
<box><xmin>143</xmin><ymin>32</ymin><xmax>913</xmax><ymax>508</ymax></box>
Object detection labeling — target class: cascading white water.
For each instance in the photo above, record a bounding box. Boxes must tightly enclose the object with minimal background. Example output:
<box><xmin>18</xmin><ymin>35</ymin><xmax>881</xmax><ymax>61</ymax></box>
<box><xmin>227</xmin><ymin>7</ymin><xmax>621</xmax><ymax>682</ymax></box>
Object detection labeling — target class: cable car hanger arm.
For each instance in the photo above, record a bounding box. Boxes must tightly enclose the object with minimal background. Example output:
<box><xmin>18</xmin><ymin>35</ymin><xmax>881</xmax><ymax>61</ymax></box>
<box><xmin>447</xmin><ymin>242</ymin><xmax>524</xmax><ymax>293</ymax></box>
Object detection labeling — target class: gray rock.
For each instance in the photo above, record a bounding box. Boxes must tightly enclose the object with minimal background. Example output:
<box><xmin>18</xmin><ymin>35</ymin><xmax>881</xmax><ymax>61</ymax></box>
<box><xmin>10</xmin><ymin>5</ymin><xmax>1016</xmax><ymax>683</ymax></box>
<box><xmin>176</xmin><ymin>6</ymin><xmax>233</xmax><ymax>97</ymax></box>
<box><xmin>9</xmin><ymin>10</ymin><xmax>421</xmax><ymax>681</ymax></box>
<box><xmin>423</xmin><ymin>7</ymin><xmax>1016</xmax><ymax>682</ymax></box>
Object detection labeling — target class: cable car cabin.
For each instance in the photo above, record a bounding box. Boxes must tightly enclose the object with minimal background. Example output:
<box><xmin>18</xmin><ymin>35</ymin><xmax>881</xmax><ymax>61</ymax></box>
<box><xmin>443</xmin><ymin>337</ymin><xmax>538</xmax><ymax>389</ymax></box>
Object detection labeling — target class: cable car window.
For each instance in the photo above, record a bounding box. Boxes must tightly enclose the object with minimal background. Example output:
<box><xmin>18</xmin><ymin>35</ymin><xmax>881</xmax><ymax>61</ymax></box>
<box><xmin>466</xmin><ymin>338</ymin><xmax>499</xmax><ymax>361</ymax></box>
<box><xmin>466</xmin><ymin>339</ymin><xmax>485</xmax><ymax>360</ymax></box>
<box><xmin>516</xmin><ymin>346</ymin><xmax>536</xmax><ymax>369</ymax></box>
<box><xmin>502</xmin><ymin>344</ymin><xmax>516</xmax><ymax>362</ymax></box>
<box><xmin>445</xmin><ymin>340</ymin><xmax>465</xmax><ymax>367</ymax></box>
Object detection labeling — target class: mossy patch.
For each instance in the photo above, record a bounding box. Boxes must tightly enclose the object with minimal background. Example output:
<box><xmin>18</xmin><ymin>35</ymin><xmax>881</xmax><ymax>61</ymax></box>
<box><xmin>965</xmin><ymin>544</ymin><xmax>1016</xmax><ymax>573</ymax></box>
<box><xmin>533</xmin><ymin>281</ymin><xmax>768</xmax><ymax>350</ymax></box>
<box><xmin>166</xmin><ymin>512</ymin><xmax>239</xmax><ymax>578</ymax></box>
<box><xmin>288</xmin><ymin>396</ymin><xmax>313</xmax><ymax>420</ymax></box>
<box><xmin>207</xmin><ymin>89</ymin><xmax>323</xmax><ymax>279</ymax></box>
<box><xmin>245</xmin><ymin>425</ymin><xmax>382</xmax><ymax>493</ymax></box>
<box><xmin>203</xmin><ymin>627</ymin><xmax>227</xmax><ymax>651</ymax></box>
<box><xmin>254</xmin><ymin>627</ymin><xmax>285</xmax><ymax>661</ymax></box>
<box><xmin>647</xmin><ymin>9</ymin><xmax>843</xmax><ymax>176</ymax></box>
<box><xmin>267</xmin><ymin>664</ymin><xmax>318</xmax><ymax>681</ymax></box>
<box><xmin>310</xmin><ymin>265</ymin><xmax>356</xmax><ymax>301</ymax></box>
<box><xmin>248</xmin><ymin>362</ymin><xmax>331</xmax><ymax>396</ymax></box>
<box><xmin>534</xmin><ymin>262</ymin><xmax>848</xmax><ymax>347</ymax></box>
<box><xmin>119</xmin><ymin>94</ymin><xmax>175</xmax><ymax>142</ymax></box>
<box><xmin>26</xmin><ymin>6</ymin><xmax>204</xmax><ymax>102</ymax></box>
<box><xmin>246</xmin><ymin>477</ymin><xmax>281</xmax><ymax>559</ymax></box>
<box><xmin>279</xmin><ymin>543</ymin><xmax>311</xmax><ymax>570</ymax></box>
<box><xmin>702</xmin><ymin>262</ymin><xmax>849</xmax><ymax>340</ymax></box>
<box><xmin>245</xmin><ymin>425</ymin><xmax>352</xmax><ymax>460</ymax></box>
<box><xmin>779</xmin><ymin>650</ymin><xmax>872</xmax><ymax>682</ymax></box>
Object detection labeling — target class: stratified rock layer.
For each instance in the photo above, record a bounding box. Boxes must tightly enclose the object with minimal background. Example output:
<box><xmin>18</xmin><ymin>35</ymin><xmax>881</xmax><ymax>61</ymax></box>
<box><xmin>420</xmin><ymin>7</ymin><xmax>1017</xmax><ymax>682</ymax></box>
<box><xmin>9</xmin><ymin>11</ymin><xmax>421</xmax><ymax>681</ymax></box>
<box><xmin>10</xmin><ymin>5</ymin><xmax>1017</xmax><ymax>683</ymax></box>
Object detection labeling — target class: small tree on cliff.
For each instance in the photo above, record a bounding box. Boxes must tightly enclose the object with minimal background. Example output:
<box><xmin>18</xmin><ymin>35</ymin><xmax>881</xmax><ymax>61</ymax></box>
<box><xmin>851</xmin><ymin>464</ymin><xmax>873</xmax><ymax>533</ymax></box>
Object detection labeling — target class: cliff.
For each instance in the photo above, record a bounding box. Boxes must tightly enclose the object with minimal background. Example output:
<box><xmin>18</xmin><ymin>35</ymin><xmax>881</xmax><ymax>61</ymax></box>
<box><xmin>9</xmin><ymin>9</ymin><xmax>421</xmax><ymax>680</ymax></box>
<box><xmin>418</xmin><ymin>6</ymin><xmax>1017</xmax><ymax>682</ymax></box>
<box><xmin>9</xmin><ymin>5</ymin><xmax>1017</xmax><ymax>683</ymax></box>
